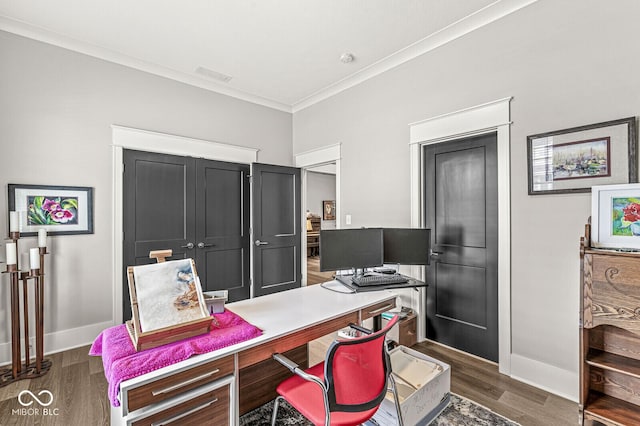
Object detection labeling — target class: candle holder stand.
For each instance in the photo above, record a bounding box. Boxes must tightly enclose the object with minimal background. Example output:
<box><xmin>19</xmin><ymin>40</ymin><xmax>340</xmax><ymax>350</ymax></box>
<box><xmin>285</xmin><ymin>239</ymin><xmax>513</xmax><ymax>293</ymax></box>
<box><xmin>0</xmin><ymin>234</ymin><xmax>52</xmax><ymax>388</ymax></box>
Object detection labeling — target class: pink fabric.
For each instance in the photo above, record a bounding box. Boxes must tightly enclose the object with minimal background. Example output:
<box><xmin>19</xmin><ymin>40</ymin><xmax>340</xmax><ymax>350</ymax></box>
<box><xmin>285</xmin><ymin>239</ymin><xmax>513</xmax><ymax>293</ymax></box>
<box><xmin>89</xmin><ymin>309</ymin><xmax>262</xmax><ymax>407</ymax></box>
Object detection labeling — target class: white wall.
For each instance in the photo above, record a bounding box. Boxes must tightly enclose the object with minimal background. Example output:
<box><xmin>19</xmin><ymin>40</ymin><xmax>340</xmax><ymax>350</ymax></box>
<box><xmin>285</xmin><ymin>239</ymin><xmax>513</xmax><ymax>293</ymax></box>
<box><xmin>0</xmin><ymin>31</ymin><xmax>292</xmax><ymax>361</ymax></box>
<box><xmin>292</xmin><ymin>0</ymin><xmax>640</xmax><ymax>400</ymax></box>
<box><xmin>306</xmin><ymin>171</ymin><xmax>336</xmax><ymax>230</ymax></box>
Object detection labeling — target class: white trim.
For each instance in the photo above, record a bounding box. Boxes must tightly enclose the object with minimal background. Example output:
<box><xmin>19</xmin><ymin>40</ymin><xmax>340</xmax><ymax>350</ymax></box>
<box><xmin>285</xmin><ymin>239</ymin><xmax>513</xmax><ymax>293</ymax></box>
<box><xmin>112</xmin><ymin>125</ymin><xmax>258</xmax><ymax>325</ymax></box>
<box><xmin>112</xmin><ymin>125</ymin><xmax>259</xmax><ymax>164</ymax></box>
<box><xmin>0</xmin><ymin>321</ymin><xmax>112</xmax><ymax>365</ymax></box>
<box><xmin>0</xmin><ymin>17</ymin><xmax>291</xmax><ymax>113</ymax></box>
<box><xmin>295</xmin><ymin>144</ymin><xmax>341</xmax><ymax>285</ymax></box>
<box><xmin>294</xmin><ymin>144</ymin><xmax>341</xmax><ymax>168</ymax></box>
<box><xmin>292</xmin><ymin>2</ymin><xmax>538</xmax><ymax>112</ymax></box>
<box><xmin>409</xmin><ymin>97</ymin><xmax>512</xmax><ymax>375</ymax></box>
<box><xmin>510</xmin><ymin>353</ymin><xmax>578</xmax><ymax>402</ymax></box>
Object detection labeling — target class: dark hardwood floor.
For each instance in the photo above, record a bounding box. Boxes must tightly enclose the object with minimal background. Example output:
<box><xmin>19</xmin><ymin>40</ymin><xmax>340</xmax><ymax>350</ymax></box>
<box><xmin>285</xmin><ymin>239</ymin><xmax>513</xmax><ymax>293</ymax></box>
<box><xmin>411</xmin><ymin>341</ymin><xmax>578</xmax><ymax>426</ymax></box>
<box><xmin>0</xmin><ymin>340</ymin><xmax>578</xmax><ymax>426</ymax></box>
<box><xmin>0</xmin><ymin>346</ymin><xmax>110</xmax><ymax>426</ymax></box>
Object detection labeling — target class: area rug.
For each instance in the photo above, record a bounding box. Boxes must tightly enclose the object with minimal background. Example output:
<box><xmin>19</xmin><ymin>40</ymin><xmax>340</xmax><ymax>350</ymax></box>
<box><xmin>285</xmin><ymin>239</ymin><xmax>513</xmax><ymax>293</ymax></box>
<box><xmin>240</xmin><ymin>393</ymin><xmax>520</xmax><ymax>425</ymax></box>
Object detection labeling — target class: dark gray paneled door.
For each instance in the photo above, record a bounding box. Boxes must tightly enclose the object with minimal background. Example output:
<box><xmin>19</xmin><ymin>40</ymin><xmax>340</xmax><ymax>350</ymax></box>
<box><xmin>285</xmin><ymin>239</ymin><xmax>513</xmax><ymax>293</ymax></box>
<box><xmin>252</xmin><ymin>163</ymin><xmax>302</xmax><ymax>297</ymax></box>
<box><xmin>122</xmin><ymin>150</ymin><xmax>250</xmax><ymax>322</ymax></box>
<box><xmin>423</xmin><ymin>133</ymin><xmax>498</xmax><ymax>362</ymax></box>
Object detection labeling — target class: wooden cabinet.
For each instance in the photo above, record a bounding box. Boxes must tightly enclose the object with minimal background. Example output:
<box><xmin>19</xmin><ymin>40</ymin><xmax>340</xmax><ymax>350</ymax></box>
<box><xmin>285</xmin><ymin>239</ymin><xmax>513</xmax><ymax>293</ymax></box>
<box><xmin>580</xmin><ymin>235</ymin><xmax>640</xmax><ymax>425</ymax></box>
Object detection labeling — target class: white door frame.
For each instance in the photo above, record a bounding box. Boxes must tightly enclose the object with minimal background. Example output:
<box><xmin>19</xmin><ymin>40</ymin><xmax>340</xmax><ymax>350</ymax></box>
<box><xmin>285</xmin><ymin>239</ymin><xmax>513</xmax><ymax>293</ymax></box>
<box><xmin>294</xmin><ymin>144</ymin><xmax>341</xmax><ymax>285</ymax></box>
<box><xmin>409</xmin><ymin>97</ymin><xmax>512</xmax><ymax>374</ymax></box>
<box><xmin>111</xmin><ymin>125</ymin><xmax>258</xmax><ymax>326</ymax></box>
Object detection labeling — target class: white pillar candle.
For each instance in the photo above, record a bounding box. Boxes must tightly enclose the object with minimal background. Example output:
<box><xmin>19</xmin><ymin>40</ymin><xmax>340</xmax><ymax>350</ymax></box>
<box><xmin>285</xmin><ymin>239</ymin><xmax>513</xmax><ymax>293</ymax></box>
<box><xmin>5</xmin><ymin>243</ymin><xmax>16</xmax><ymax>265</ymax></box>
<box><xmin>29</xmin><ymin>247</ymin><xmax>40</xmax><ymax>270</ymax></box>
<box><xmin>9</xmin><ymin>211</ymin><xmax>18</xmax><ymax>232</ymax></box>
<box><xmin>38</xmin><ymin>229</ymin><xmax>47</xmax><ymax>248</ymax></box>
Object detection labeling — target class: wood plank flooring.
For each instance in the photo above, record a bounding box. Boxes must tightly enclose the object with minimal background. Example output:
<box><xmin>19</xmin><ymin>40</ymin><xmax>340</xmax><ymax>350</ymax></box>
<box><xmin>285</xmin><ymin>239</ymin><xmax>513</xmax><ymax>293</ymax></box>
<box><xmin>306</xmin><ymin>255</ymin><xmax>334</xmax><ymax>285</ymax></box>
<box><xmin>0</xmin><ymin>340</ymin><xmax>578</xmax><ymax>426</ymax></box>
<box><xmin>410</xmin><ymin>341</ymin><xmax>578</xmax><ymax>426</ymax></box>
<box><xmin>0</xmin><ymin>346</ymin><xmax>109</xmax><ymax>426</ymax></box>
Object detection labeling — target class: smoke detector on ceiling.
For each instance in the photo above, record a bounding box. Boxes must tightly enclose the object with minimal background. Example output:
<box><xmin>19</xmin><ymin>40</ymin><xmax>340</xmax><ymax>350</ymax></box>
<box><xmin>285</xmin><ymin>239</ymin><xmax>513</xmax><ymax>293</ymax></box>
<box><xmin>340</xmin><ymin>53</ymin><xmax>355</xmax><ymax>64</ymax></box>
<box><xmin>195</xmin><ymin>66</ymin><xmax>233</xmax><ymax>83</ymax></box>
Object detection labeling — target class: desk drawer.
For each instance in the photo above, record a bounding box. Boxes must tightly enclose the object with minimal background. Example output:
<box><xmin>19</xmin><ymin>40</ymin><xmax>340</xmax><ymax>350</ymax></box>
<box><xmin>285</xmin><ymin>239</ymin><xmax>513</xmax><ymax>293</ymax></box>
<box><xmin>126</xmin><ymin>355</ymin><xmax>234</xmax><ymax>414</ymax></box>
<box><xmin>361</xmin><ymin>299</ymin><xmax>396</xmax><ymax>322</ymax></box>
<box><xmin>130</xmin><ymin>382</ymin><xmax>229</xmax><ymax>426</ymax></box>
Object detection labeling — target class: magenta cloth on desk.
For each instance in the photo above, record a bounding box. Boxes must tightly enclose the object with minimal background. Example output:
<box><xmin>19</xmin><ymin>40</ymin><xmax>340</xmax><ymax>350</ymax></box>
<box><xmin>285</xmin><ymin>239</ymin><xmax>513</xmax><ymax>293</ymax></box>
<box><xmin>89</xmin><ymin>309</ymin><xmax>262</xmax><ymax>407</ymax></box>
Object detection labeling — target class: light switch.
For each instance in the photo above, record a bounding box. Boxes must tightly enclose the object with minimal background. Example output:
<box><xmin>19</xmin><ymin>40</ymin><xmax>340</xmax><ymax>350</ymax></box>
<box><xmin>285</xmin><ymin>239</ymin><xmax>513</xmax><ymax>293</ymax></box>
<box><xmin>345</xmin><ymin>214</ymin><xmax>351</xmax><ymax>225</ymax></box>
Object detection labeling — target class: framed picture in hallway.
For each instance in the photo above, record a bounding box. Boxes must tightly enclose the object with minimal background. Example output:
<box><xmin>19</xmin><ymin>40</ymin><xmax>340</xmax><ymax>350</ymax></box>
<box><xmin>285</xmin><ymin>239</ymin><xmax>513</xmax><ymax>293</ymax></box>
<box><xmin>527</xmin><ymin>117</ymin><xmax>637</xmax><ymax>195</ymax></box>
<box><xmin>323</xmin><ymin>200</ymin><xmax>335</xmax><ymax>220</ymax></box>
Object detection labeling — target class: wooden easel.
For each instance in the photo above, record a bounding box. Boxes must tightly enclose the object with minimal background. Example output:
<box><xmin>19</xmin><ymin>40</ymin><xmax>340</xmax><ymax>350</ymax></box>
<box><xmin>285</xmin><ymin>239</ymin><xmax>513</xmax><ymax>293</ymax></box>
<box><xmin>125</xmin><ymin>250</ymin><xmax>212</xmax><ymax>351</ymax></box>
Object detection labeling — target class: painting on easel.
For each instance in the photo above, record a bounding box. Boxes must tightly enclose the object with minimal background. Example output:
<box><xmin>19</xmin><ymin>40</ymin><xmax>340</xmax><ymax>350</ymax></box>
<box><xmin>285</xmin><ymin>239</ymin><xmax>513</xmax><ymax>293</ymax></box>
<box><xmin>130</xmin><ymin>259</ymin><xmax>209</xmax><ymax>333</ymax></box>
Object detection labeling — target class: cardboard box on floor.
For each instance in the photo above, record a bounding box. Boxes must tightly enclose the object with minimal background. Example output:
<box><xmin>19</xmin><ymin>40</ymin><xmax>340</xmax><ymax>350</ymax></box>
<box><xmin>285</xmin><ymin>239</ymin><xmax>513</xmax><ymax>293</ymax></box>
<box><xmin>366</xmin><ymin>346</ymin><xmax>451</xmax><ymax>426</ymax></box>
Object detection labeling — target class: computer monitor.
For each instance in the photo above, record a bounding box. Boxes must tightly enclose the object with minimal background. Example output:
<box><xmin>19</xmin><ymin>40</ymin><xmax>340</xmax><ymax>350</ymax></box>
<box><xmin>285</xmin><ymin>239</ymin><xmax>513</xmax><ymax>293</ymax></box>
<box><xmin>383</xmin><ymin>228</ymin><xmax>431</xmax><ymax>265</ymax></box>
<box><xmin>319</xmin><ymin>228</ymin><xmax>384</xmax><ymax>274</ymax></box>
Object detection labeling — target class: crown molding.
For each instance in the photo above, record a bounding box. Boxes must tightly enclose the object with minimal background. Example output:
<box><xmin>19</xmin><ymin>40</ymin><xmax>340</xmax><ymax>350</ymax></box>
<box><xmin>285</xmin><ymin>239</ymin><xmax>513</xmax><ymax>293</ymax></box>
<box><xmin>0</xmin><ymin>16</ymin><xmax>292</xmax><ymax>113</ymax></box>
<box><xmin>291</xmin><ymin>0</ymin><xmax>538</xmax><ymax>113</ymax></box>
<box><xmin>1</xmin><ymin>0</ymin><xmax>537</xmax><ymax>114</ymax></box>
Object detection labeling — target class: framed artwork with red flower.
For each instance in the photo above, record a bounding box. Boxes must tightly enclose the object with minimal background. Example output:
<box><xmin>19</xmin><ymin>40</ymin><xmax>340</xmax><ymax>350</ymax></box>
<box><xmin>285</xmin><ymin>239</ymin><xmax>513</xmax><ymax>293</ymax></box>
<box><xmin>591</xmin><ymin>183</ymin><xmax>640</xmax><ymax>249</ymax></box>
<box><xmin>8</xmin><ymin>184</ymin><xmax>94</xmax><ymax>236</ymax></box>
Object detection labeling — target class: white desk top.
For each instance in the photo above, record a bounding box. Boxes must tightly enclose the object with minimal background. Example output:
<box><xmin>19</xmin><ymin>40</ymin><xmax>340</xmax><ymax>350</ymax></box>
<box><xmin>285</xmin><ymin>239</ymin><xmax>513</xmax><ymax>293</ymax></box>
<box><xmin>120</xmin><ymin>284</ymin><xmax>397</xmax><ymax>391</ymax></box>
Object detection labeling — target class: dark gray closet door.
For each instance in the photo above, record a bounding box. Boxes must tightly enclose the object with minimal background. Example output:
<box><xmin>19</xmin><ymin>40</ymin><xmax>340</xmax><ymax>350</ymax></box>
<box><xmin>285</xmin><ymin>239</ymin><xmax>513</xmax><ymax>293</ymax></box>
<box><xmin>252</xmin><ymin>163</ymin><xmax>302</xmax><ymax>297</ymax></box>
<box><xmin>195</xmin><ymin>160</ymin><xmax>250</xmax><ymax>302</ymax></box>
<box><xmin>122</xmin><ymin>150</ymin><xmax>250</xmax><ymax>322</ymax></box>
<box><xmin>122</xmin><ymin>150</ymin><xmax>196</xmax><ymax>322</ymax></box>
<box><xmin>423</xmin><ymin>133</ymin><xmax>499</xmax><ymax>362</ymax></box>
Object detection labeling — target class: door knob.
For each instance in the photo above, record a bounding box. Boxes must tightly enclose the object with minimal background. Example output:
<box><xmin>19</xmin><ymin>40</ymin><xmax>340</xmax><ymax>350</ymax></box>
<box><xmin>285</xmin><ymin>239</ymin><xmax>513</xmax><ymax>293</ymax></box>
<box><xmin>255</xmin><ymin>240</ymin><xmax>269</xmax><ymax>246</ymax></box>
<box><xmin>197</xmin><ymin>242</ymin><xmax>214</xmax><ymax>249</ymax></box>
<box><xmin>430</xmin><ymin>249</ymin><xmax>442</xmax><ymax>257</ymax></box>
<box><xmin>181</xmin><ymin>242</ymin><xmax>195</xmax><ymax>249</ymax></box>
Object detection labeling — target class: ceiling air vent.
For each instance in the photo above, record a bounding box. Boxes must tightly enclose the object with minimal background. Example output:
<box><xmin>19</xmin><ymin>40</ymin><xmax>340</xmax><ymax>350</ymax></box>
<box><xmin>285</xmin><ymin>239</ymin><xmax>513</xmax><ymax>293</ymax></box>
<box><xmin>195</xmin><ymin>66</ymin><xmax>232</xmax><ymax>83</ymax></box>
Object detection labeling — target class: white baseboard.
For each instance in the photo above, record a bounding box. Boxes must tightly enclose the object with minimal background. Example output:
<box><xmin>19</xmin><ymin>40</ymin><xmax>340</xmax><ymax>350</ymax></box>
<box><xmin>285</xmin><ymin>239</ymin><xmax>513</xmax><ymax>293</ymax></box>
<box><xmin>0</xmin><ymin>320</ymin><xmax>113</xmax><ymax>366</ymax></box>
<box><xmin>510</xmin><ymin>353</ymin><xmax>578</xmax><ymax>402</ymax></box>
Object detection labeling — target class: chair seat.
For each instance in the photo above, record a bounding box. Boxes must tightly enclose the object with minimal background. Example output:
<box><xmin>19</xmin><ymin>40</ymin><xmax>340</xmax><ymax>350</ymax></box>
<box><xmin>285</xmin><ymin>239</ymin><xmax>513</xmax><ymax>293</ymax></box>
<box><xmin>276</xmin><ymin>362</ymin><xmax>380</xmax><ymax>426</ymax></box>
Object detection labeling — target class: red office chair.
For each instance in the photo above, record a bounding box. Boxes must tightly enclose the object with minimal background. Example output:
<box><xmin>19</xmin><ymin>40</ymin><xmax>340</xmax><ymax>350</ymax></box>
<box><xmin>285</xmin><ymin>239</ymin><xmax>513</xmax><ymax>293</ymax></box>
<box><xmin>271</xmin><ymin>316</ymin><xmax>403</xmax><ymax>426</ymax></box>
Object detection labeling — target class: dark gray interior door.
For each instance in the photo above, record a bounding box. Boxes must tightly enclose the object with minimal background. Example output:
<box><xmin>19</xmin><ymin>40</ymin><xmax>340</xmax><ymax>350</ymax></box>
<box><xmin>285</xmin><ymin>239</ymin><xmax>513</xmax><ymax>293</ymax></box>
<box><xmin>252</xmin><ymin>163</ymin><xmax>302</xmax><ymax>297</ymax></box>
<box><xmin>122</xmin><ymin>150</ymin><xmax>250</xmax><ymax>322</ymax></box>
<box><xmin>195</xmin><ymin>160</ymin><xmax>250</xmax><ymax>302</ymax></box>
<box><xmin>123</xmin><ymin>150</ymin><xmax>196</xmax><ymax>322</ymax></box>
<box><xmin>423</xmin><ymin>133</ymin><xmax>498</xmax><ymax>362</ymax></box>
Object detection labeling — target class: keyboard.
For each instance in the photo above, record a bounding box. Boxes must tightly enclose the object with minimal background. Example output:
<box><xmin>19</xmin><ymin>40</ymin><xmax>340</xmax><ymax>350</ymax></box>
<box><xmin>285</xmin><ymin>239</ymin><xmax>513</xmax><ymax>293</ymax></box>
<box><xmin>351</xmin><ymin>274</ymin><xmax>408</xmax><ymax>287</ymax></box>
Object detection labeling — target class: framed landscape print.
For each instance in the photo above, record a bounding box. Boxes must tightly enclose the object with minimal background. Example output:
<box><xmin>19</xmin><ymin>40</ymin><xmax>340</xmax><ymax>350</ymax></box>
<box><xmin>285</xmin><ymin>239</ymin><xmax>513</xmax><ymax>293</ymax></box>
<box><xmin>591</xmin><ymin>183</ymin><xmax>640</xmax><ymax>249</ymax></box>
<box><xmin>527</xmin><ymin>117</ymin><xmax>637</xmax><ymax>195</ymax></box>
<box><xmin>8</xmin><ymin>183</ymin><xmax>94</xmax><ymax>236</ymax></box>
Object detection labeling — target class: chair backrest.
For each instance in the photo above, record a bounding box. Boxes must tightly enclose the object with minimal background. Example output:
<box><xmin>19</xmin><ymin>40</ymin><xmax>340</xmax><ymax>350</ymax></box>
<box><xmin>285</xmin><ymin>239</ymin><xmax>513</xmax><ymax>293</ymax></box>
<box><xmin>324</xmin><ymin>315</ymin><xmax>399</xmax><ymax>413</ymax></box>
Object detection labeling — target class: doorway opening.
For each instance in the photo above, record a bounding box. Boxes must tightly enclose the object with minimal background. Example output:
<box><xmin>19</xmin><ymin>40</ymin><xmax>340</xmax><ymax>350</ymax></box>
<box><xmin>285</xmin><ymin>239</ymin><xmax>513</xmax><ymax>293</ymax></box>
<box><xmin>305</xmin><ymin>163</ymin><xmax>337</xmax><ymax>285</ymax></box>
<box><xmin>294</xmin><ymin>143</ymin><xmax>342</xmax><ymax>286</ymax></box>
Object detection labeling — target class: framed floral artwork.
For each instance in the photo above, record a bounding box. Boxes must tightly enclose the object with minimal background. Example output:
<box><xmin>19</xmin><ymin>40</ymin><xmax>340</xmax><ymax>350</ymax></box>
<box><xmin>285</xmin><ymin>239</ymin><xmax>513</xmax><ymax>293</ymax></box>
<box><xmin>8</xmin><ymin>184</ymin><xmax>94</xmax><ymax>236</ymax></box>
<box><xmin>527</xmin><ymin>117</ymin><xmax>637</xmax><ymax>195</ymax></box>
<box><xmin>591</xmin><ymin>183</ymin><xmax>640</xmax><ymax>250</ymax></box>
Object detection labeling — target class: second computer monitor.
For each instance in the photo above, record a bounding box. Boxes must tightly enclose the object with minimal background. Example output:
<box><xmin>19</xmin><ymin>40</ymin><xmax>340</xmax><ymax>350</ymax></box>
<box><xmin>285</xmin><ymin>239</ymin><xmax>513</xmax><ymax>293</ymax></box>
<box><xmin>383</xmin><ymin>228</ymin><xmax>431</xmax><ymax>265</ymax></box>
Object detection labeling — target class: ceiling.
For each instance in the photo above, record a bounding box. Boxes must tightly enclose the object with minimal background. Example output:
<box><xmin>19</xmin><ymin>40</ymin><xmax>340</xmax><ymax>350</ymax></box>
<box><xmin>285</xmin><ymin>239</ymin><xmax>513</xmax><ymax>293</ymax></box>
<box><xmin>0</xmin><ymin>0</ymin><xmax>536</xmax><ymax>112</ymax></box>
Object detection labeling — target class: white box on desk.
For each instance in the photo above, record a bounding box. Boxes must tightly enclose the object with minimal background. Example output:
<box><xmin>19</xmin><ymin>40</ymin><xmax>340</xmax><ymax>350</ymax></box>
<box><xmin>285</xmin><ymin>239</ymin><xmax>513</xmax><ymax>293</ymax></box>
<box><xmin>367</xmin><ymin>346</ymin><xmax>450</xmax><ymax>426</ymax></box>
